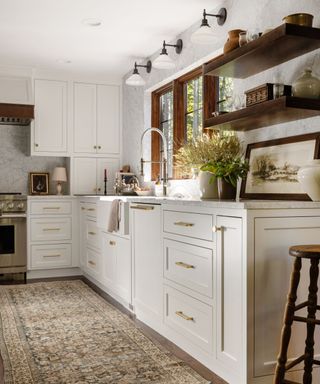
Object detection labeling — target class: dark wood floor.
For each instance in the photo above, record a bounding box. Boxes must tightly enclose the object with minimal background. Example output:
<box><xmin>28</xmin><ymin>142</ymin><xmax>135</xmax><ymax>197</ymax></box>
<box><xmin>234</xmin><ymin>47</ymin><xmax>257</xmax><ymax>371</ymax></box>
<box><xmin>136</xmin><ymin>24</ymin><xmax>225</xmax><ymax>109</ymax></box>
<box><xmin>0</xmin><ymin>276</ymin><xmax>227</xmax><ymax>384</ymax></box>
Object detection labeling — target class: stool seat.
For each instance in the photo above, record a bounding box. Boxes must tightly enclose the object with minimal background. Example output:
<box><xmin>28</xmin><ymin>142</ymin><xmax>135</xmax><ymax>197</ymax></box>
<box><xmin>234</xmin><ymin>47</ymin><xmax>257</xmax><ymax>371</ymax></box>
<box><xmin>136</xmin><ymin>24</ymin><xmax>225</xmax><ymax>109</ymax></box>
<box><xmin>289</xmin><ymin>245</ymin><xmax>320</xmax><ymax>259</ymax></box>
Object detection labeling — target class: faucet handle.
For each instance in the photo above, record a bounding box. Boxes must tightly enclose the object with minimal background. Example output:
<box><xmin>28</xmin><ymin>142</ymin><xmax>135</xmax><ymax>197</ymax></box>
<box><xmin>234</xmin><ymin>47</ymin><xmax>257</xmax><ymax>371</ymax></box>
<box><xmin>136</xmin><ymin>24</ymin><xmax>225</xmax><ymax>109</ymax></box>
<box><xmin>140</xmin><ymin>158</ymin><xmax>145</xmax><ymax>177</ymax></box>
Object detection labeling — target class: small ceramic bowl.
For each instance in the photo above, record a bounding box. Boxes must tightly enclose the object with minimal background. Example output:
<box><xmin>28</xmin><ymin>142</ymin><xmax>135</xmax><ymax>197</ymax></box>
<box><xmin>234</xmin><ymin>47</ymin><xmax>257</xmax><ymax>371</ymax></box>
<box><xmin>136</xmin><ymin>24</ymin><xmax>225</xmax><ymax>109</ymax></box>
<box><xmin>283</xmin><ymin>13</ymin><xmax>313</xmax><ymax>27</ymax></box>
<box><xmin>135</xmin><ymin>190</ymin><xmax>153</xmax><ymax>196</ymax></box>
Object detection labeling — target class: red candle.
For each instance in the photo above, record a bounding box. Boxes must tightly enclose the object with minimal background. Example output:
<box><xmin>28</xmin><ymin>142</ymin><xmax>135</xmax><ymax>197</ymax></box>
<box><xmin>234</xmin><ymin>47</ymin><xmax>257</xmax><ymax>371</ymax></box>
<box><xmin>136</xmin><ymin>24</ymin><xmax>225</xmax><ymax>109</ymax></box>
<box><xmin>104</xmin><ymin>168</ymin><xmax>107</xmax><ymax>179</ymax></box>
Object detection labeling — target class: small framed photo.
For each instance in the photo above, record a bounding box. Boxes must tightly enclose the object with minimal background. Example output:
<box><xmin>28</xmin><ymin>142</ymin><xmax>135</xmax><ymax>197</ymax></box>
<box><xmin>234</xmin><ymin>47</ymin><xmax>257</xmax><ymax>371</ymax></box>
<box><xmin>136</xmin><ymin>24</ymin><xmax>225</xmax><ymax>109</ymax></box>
<box><xmin>240</xmin><ymin>133</ymin><xmax>320</xmax><ymax>200</ymax></box>
<box><xmin>29</xmin><ymin>173</ymin><xmax>49</xmax><ymax>195</ymax></box>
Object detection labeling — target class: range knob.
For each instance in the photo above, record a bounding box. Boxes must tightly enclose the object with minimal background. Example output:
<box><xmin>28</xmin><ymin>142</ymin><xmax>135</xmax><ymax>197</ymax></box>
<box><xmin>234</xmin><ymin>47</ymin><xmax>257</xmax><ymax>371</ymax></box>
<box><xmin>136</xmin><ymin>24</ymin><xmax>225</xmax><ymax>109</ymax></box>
<box><xmin>17</xmin><ymin>202</ymin><xmax>25</xmax><ymax>210</ymax></box>
<box><xmin>7</xmin><ymin>202</ymin><xmax>14</xmax><ymax>209</ymax></box>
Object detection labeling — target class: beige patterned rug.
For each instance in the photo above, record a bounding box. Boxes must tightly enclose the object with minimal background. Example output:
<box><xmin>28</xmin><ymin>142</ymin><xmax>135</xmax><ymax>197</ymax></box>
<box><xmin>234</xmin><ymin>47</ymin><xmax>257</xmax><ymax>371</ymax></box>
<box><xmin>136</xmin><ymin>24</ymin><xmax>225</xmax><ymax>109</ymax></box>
<box><xmin>0</xmin><ymin>280</ymin><xmax>210</xmax><ymax>384</ymax></box>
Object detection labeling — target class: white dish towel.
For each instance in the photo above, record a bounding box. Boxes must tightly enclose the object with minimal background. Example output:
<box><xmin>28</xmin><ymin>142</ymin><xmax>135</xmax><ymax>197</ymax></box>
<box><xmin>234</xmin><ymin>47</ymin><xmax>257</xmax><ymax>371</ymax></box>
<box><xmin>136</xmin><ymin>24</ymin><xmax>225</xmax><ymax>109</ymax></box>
<box><xmin>107</xmin><ymin>199</ymin><xmax>121</xmax><ymax>233</ymax></box>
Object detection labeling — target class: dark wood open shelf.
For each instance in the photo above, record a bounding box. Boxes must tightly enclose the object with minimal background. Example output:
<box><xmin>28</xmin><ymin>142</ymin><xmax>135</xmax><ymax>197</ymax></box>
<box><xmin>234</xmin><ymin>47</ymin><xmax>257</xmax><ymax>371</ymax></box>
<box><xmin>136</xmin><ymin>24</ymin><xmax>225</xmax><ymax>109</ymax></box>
<box><xmin>203</xmin><ymin>24</ymin><xmax>320</xmax><ymax>79</ymax></box>
<box><xmin>204</xmin><ymin>97</ymin><xmax>320</xmax><ymax>131</ymax></box>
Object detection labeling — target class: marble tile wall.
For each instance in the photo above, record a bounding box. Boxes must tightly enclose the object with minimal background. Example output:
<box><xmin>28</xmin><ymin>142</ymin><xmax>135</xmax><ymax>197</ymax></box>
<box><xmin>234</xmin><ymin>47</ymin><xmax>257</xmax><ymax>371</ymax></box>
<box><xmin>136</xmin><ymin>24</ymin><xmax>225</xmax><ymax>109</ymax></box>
<box><xmin>0</xmin><ymin>125</ymin><xmax>66</xmax><ymax>195</ymax></box>
<box><xmin>122</xmin><ymin>0</ymin><xmax>320</xmax><ymax>193</ymax></box>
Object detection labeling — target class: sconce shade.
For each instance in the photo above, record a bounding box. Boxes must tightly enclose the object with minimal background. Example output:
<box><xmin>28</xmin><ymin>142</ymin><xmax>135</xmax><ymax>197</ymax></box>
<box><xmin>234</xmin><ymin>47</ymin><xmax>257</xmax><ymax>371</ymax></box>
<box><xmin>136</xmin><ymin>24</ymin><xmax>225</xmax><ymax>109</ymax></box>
<box><xmin>125</xmin><ymin>72</ymin><xmax>146</xmax><ymax>86</ymax></box>
<box><xmin>52</xmin><ymin>167</ymin><xmax>67</xmax><ymax>182</ymax></box>
<box><xmin>191</xmin><ymin>25</ymin><xmax>216</xmax><ymax>44</ymax></box>
<box><xmin>153</xmin><ymin>52</ymin><xmax>175</xmax><ymax>69</ymax></box>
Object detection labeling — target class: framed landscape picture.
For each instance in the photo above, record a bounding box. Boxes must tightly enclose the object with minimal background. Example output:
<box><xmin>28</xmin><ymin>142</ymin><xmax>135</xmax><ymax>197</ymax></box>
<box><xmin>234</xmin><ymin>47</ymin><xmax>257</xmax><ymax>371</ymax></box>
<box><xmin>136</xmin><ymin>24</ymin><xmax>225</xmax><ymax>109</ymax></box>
<box><xmin>240</xmin><ymin>133</ymin><xmax>320</xmax><ymax>200</ymax></box>
<box><xmin>29</xmin><ymin>172</ymin><xmax>49</xmax><ymax>195</ymax></box>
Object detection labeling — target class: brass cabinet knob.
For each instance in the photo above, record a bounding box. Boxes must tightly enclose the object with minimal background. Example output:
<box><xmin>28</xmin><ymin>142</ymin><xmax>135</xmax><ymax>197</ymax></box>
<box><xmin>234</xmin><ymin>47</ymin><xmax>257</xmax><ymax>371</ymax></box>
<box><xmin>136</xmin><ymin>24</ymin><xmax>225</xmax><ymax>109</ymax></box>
<box><xmin>98</xmin><ymin>145</ymin><xmax>102</xmax><ymax>149</ymax></box>
<box><xmin>35</xmin><ymin>143</ymin><xmax>39</xmax><ymax>147</ymax></box>
<box><xmin>212</xmin><ymin>225</ymin><xmax>222</xmax><ymax>232</ymax></box>
<box><xmin>94</xmin><ymin>145</ymin><xmax>97</xmax><ymax>149</ymax></box>
<box><xmin>109</xmin><ymin>240</ymin><xmax>116</xmax><ymax>246</ymax></box>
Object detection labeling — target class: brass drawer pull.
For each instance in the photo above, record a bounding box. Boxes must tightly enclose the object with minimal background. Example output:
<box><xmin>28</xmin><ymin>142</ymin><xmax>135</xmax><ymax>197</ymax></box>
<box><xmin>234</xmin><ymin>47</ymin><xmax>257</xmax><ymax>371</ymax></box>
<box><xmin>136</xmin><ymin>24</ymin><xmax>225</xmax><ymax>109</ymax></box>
<box><xmin>43</xmin><ymin>207</ymin><xmax>61</xmax><ymax>210</ymax></box>
<box><xmin>81</xmin><ymin>207</ymin><xmax>86</xmax><ymax>210</ymax></box>
<box><xmin>175</xmin><ymin>311</ymin><xmax>194</xmax><ymax>321</ymax></box>
<box><xmin>174</xmin><ymin>221</ymin><xmax>194</xmax><ymax>227</ymax></box>
<box><xmin>88</xmin><ymin>260</ymin><xmax>96</xmax><ymax>266</ymax></box>
<box><xmin>130</xmin><ymin>205</ymin><xmax>155</xmax><ymax>211</ymax></box>
<box><xmin>43</xmin><ymin>228</ymin><xmax>60</xmax><ymax>231</ymax></box>
<box><xmin>87</xmin><ymin>208</ymin><xmax>95</xmax><ymax>212</ymax></box>
<box><xmin>175</xmin><ymin>261</ymin><xmax>195</xmax><ymax>269</ymax></box>
<box><xmin>43</xmin><ymin>254</ymin><xmax>61</xmax><ymax>258</ymax></box>
<box><xmin>212</xmin><ymin>225</ymin><xmax>222</xmax><ymax>232</ymax></box>
<box><xmin>88</xmin><ymin>231</ymin><xmax>96</xmax><ymax>235</ymax></box>
<box><xmin>109</xmin><ymin>240</ymin><xmax>116</xmax><ymax>246</ymax></box>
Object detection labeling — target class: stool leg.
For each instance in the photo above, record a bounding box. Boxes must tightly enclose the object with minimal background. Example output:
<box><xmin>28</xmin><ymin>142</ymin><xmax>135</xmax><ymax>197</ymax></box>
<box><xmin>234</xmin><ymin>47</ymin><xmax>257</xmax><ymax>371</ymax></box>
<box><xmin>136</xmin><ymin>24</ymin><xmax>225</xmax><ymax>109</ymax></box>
<box><xmin>303</xmin><ymin>258</ymin><xmax>319</xmax><ymax>384</ymax></box>
<box><xmin>274</xmin><ymin>257</ymin><xmax>302</xmax><ymax>384</ymax></box>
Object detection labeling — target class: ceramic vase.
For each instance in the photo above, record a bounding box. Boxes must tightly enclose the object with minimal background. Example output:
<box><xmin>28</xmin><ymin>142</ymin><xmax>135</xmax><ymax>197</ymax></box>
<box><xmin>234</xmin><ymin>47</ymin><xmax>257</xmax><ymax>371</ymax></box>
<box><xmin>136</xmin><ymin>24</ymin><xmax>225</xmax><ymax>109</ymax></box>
<box><xmin>199</xmin><ymin>171</ymin><xmax>219</xmax><ymax>199</ymax></box>
<box><xmin>224</xmin><ymin>29</ymin><xmax>245</xmax><ymax>54</ymax></box>
<box><xmin>292</xmin><ymin>69</ymin><xmax>320</xmax><ymax>99</ymax></box>
<box><xmin>297</xmin><ymin>159</ymin><xmax>320</xmax><ymax>201</ymax></box>
<box><xmin>217</xmin><ymin>178</ymin><xmax>237</xmax><ymax>200</ymax></box>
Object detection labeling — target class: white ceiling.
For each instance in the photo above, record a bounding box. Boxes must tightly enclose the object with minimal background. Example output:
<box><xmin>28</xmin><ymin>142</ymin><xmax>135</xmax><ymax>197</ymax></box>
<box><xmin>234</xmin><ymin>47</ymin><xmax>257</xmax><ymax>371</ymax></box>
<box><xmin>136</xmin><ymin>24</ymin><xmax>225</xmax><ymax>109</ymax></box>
<box><xmin>0</xmin><ymin>0</ymin><xmax>218</xmax><ymax>78</ymax></box>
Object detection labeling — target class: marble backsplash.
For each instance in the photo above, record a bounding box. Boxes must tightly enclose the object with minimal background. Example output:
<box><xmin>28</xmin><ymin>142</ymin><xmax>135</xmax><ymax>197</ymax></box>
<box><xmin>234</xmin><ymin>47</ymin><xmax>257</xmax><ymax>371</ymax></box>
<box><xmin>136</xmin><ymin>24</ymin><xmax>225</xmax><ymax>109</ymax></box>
<box><xmin>0</xmin><ymin>125</ymin><xmax>67</xmax><ymax>195</ymax></box>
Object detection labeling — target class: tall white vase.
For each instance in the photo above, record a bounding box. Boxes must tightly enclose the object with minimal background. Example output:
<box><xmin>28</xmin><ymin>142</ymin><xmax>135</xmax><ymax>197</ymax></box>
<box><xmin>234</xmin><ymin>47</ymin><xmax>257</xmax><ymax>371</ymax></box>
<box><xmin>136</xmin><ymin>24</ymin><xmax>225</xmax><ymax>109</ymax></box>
<box><xmin>297</xmin><ymin>159</ymin><xmax>320</xmax><ymax>201</ymax></box>
<box><xmin>199</xmin><ymin>171</ymin><xmax>219</xmax><ymax>199</ymax></box>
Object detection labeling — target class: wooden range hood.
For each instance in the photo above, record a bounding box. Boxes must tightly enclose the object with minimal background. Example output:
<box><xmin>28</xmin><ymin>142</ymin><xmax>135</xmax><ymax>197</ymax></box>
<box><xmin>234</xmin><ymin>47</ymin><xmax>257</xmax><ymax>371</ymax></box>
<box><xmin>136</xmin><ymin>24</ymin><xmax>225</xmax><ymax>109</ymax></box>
<box><xmin>0</xmin><ymin>102</ymin><xmax>34</xmax><ymax>126</ymax></box>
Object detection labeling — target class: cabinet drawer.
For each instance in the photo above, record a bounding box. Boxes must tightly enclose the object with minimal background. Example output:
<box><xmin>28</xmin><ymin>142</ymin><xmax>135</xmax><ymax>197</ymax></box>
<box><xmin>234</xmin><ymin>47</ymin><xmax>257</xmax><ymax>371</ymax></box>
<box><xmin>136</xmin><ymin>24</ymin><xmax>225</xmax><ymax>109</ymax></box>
<box><xmin>86</xmin><ymin>247</ymin><xmax>102</xmax><ymax>280</ymax></box>
<box><xmin>163</xmin><ymin>211</ymin><xmax>213</xmax><ymax>241</ymax></box>
<box><xmin>31</xmin><ymin>244</ymin><xmax>72</xmax><ymax>269</ymax></box>
<box><xmin>164</xmin><ymin>239</ymin><xmax>213</xmax><ymax>297</ymax></box>
<box><xmin>86</xmin><ymin>220</ymin><xmax>101</xmax><ymax>251</ymax></box>
<box><xmin>30</xmin><ymin>201</ymin><xmax>72</xmax><ymax>215</ymax></box>
<box><xmin>164</xmin><ymin>285</ymin><xmax>213</xmax><ymax>353</ymax></box>
<box><xmin>80</xmin><ymin>202</ymin><xmax>97</xmax><ymax>219</ymax></box>
<box><xmin>30</xmin><ymin>217</ymin><xmax>72</xmax><ymax>242</ymax></box>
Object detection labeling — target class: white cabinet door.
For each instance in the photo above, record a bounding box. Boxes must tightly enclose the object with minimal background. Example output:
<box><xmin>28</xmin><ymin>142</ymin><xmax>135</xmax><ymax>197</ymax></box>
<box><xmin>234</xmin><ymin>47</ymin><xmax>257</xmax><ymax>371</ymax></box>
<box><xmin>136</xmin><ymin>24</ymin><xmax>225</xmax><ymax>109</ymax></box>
<box><xmin>96</xmin><ymin>158</ymin><xmax>120</xmax><ymax>195</ymax></box>
<box><xmin>73</xmin><ymin>157</ymin><xmax>97</xmax><ymax>195</ymax></box>
<box><xmin>254</xmin><ymin>216</ymin><xmax>320</xmax><ymax>378</ymax></box>
<box><xmin>115</xmin><ymin>236</ymin><xmax>131</xmax><ymax>304</ymax></box>
<box><xmin>34</xmin><ymin>79</ymin><xmax>67</xmax><ymax>154</ymax></box>
<box><xmin>102</xmin><ymin>233</ymin><xmax>116</xmax><ymax>289</ymax></box>
<box><xmin>74</xmin><ymin>83</ymin><xmax>96</xmax><ymax>154</ymax></box>
<box><xmin>131</xmin><ymin>203</ymin><xmax>162</xmax><ymax>331</ymax></box>
<box><xmin>216</xmin><ymin>216</ymin><xmax>244</xmax><ymax>375</ymax></box>
<box><xmin>97</xmin><ymin>85</ymin><xmax>120</xmax><ymax>155</ymax></box>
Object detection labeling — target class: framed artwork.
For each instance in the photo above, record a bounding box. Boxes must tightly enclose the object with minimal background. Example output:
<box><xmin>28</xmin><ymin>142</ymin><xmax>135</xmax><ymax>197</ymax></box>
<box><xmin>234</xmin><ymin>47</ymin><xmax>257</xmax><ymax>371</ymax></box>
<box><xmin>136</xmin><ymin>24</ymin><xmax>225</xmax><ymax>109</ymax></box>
<box><xmin>240</xmin><ymin>133</ymin><xmax>320</xmax><ymax>200</ymax></box>
<box><xmin>29</xmin><ymin>173</ymin><xmax>49</xmax><ymax>195</ymax></box>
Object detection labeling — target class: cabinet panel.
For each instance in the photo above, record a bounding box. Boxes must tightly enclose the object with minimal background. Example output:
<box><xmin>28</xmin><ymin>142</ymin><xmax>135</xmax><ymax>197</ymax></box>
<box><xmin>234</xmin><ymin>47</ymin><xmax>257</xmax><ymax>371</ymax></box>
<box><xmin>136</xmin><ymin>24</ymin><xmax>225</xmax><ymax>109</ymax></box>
<box><xmin>73</xmin><ymin>157</ymin><xmax>97</xmax><ymax>195</ymax></box>
<box><xmin>164</xmin><ymin>239</ymin><xmax>213</xmax><ymax>297</ymax></box>
<box><xmin>31</xmin><ymin>243</ymin><xmax>72</xmax><ymax>269</ymax></box>
<box><xmin>30</xmin><ymin>217</ymin><xmax>72</xmax><ymax>242</ymax></box>
<box><xmin>86</xmin><ymin>247</ymin><xmax>102</xmax><ymax>281</ymax></box>
<box><xmin>115</xmin><ymin>236</ymin><xmax>131</xmax><ymax>303</ymax></box>
<box><xmin>34</xmin><ymin>79</ymin><xmax>67</xmax><ymax>153</ymax></box>
<box><xmin>74</xmin><ymin>83</ymin><xmax>96</xmax><ymax>154</ymax></box>
<box><xmin>254</xmin><ymin>216</ymin><xmax>320</xmax><ymax>378</ymax></box>
<box><xmin>97</xmin><ymin>85</ymin><xmax>120</xmax><ymax>155</ymax></box>
<box><xmin>216</xmin><ymin>216</ymin><xmax>243</xmax><ymax>371</ymax></box>
<box><xmin>85</xmin><ymin>219</ymin><xmax>101</xmax><ymax>251</ymax></box>
<box><xmin>102</xmin><ymin>233</ymin><xmax>116</xmax><ymax>288</ymax></box>
<box><xmin>96</xmin><ymin>158</ymin><xmax>120</xmax><ymax>195</ymax></box>
<box><xmin>30</xmin><ymin>200</ymin><xmax>72</xmax><ymax>215</ymax></box>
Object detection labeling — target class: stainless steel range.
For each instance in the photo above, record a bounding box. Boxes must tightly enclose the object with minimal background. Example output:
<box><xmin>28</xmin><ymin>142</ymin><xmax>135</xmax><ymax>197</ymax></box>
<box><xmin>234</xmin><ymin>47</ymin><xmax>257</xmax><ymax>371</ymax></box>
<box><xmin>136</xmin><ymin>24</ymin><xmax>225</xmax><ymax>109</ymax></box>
<box><xmin>0</xmin><ymin>194</ymin><xmax>27</xmax><ymax>280</ymax></box>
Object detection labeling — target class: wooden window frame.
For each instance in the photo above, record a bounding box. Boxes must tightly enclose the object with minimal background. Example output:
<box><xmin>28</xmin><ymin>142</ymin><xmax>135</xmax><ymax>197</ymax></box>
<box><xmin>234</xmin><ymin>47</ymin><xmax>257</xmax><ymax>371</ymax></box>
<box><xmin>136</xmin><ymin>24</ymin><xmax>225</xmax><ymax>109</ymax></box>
<box><xmin>151</xmin><ymin>66</ymin><xmax>217</xmax><ymax>180</ymax></box>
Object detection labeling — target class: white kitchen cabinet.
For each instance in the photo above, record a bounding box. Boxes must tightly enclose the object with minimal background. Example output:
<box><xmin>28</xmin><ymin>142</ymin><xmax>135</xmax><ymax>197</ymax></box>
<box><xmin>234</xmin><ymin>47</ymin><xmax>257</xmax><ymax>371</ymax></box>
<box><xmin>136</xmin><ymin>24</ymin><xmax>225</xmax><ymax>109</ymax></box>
<box><xmin>33</xmin><ymin>79</ymin><xmax>68</xmax><ymax>155</ymax></box>
<box><xmin>216</xmin><ymin>215</ymin><xmax>244</xmax><ymax>376</ymax></box>
<box><xmin>131</xmin><ymin>203</ymin><xmax>162</xmax><ymax>332</ymax></box>
<box><xmin>73</xmin><ymin>157</ymin><xmax>119</xmax><ymax>195</ymax></box>
<box><xmin>73</xmin><ymin>82</ymin><xmax>120</xmax><ymax>156</ymax></box>
<box><xmin>254</xmin><ymin>216</ymin><xmax>320</xmax><ymax>379</ymax></box>
<box><xmin>102</xmin><ymin>233</ymin><xmax>131</xmax><ymax>304</ymax></box>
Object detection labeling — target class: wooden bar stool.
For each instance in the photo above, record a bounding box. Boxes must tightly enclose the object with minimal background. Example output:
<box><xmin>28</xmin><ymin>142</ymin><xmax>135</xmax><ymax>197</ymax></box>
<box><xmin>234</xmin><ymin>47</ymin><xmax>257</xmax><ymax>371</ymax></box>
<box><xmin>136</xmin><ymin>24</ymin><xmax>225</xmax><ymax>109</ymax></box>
<box><xmin>274</xmin><ymin>245</ymin><xmax>320</xmax><ymax>384</ymax></box>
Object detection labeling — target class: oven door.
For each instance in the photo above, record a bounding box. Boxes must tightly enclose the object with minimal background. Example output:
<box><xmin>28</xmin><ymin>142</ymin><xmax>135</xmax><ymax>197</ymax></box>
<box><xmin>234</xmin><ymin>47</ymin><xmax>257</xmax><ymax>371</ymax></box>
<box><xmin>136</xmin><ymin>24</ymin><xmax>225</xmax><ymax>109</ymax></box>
<box><xmin>0</xmin><ymin>217</ymin><xmax>26</xmax><ymax>271</ymax></box>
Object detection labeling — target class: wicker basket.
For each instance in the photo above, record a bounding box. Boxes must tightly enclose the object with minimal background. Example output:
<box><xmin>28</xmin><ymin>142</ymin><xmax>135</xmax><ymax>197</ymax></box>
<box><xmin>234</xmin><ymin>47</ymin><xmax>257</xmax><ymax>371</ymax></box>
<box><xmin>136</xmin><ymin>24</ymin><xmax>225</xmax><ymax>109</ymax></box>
<box><xmin>245</xmin><ymin>83</ymin><xmax>292</xmax><ymax>107</ymax></box>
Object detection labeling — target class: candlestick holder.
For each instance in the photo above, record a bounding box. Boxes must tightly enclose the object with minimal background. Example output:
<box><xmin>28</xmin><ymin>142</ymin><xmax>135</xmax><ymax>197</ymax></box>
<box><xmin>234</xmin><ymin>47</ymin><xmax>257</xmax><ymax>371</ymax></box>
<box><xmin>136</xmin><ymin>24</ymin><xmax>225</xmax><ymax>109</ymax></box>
<box><xmin>104</xmin><ymin>176</ymin><xmax>108</xmax><ymax>195</ymax></box>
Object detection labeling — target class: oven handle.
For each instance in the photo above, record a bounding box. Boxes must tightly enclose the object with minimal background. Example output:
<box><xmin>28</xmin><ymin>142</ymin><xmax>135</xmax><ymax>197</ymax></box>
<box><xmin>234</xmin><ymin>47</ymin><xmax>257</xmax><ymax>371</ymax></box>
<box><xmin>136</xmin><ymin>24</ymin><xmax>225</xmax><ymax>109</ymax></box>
<box><xmin>0</xmin><ymin>214</ymin><xmax>27</xmax><ymax>219</ymax></box>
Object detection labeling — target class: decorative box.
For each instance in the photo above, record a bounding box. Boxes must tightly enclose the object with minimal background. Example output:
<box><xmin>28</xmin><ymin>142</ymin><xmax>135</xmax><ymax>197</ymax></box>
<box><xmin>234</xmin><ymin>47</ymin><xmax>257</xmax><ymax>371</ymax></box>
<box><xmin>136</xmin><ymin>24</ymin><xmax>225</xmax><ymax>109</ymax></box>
<box><xmin>245</xmin><ymin>83</ymin><xmax>292</xmax><ymax>107</ymax></box>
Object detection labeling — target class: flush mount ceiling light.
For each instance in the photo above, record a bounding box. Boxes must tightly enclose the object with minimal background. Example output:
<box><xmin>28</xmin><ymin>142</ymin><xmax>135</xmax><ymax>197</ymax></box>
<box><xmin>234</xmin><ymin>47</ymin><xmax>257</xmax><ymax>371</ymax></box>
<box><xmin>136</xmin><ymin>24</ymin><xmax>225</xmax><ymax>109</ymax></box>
<box><xmin>191</xmin><ymin>8</ymin><xmax>227</xmax><ymax>44</ymax></box>
<box><xmin>81</xmin><ymin>18</ymin><xmax>102</xmax><ymax>27</ymax></box>
<box><xmin>153</xmin><ymin>39</ymin><xmax>183</xmax><ymax>70</ymax></box>
<box><xmin>125</xmin><ymin>61</ymin><xmax>152</xmax><ymax>86</ymax></box>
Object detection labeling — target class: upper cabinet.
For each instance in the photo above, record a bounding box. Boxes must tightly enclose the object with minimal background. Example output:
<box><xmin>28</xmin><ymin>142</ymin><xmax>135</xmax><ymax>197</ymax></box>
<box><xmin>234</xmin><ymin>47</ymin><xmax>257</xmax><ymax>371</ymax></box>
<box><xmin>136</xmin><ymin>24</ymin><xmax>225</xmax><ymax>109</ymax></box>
<box><xmin>73</xmin><ymin>82</ymin><xmax>120</xmax><ymax>156</ymax></box>
<box><xmin>32</xmin><ymin>79</ymin><xmax>68</xmax><ymax>155</ymax></box>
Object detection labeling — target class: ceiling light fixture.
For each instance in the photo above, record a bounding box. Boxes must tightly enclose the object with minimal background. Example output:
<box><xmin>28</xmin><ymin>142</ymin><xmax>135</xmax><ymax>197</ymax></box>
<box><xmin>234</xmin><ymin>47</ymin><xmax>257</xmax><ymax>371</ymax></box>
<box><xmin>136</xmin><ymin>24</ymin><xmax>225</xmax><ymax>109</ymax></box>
<box><xmin>81</xmin><ymin>18</ymin><xmax>102</xmax><ymax>27</ymax></box>
<box><xmin>125</xmin><ymin>61</ymin><xmax>152</xmax><ymax>87</ymax></box>
<box><xmin>153</xmin><ymin>39</ymin><xmax>183</xmax><ymax>70</ymax></box>
<box><xmin>191</xmin><ymin>8</ymin><xmax>227</xmax><ymax>45</ymax></box>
